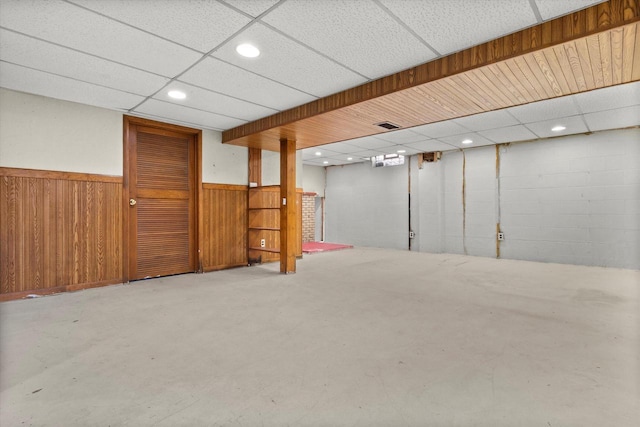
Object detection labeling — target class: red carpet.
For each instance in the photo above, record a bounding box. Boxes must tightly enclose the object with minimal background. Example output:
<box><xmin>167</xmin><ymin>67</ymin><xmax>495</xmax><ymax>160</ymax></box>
<box><xmin>302</xmin><ymin>241</ymin><xmax>353</xmax><ymax>254</ymax></box>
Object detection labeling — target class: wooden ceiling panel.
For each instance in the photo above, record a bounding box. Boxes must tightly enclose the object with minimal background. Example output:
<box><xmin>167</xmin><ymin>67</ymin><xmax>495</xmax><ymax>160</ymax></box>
<box><xmin>508</xmin><ymin>57</ymin><xmax>546</xmax><ymax>100</ymax></box>
<box><xmin>426</xmin><ymin>80</ymin><xmax>486</xmax><ymax>116</ymax></box>
<box><xmin>599</xmin><ymin>31</ymin><xmax>614</xmax><ymax>86</ymax></box>
<box><xmin>634</xmin><ymin>24</ymin><xmax>640</xmax><ymax>79</ymax></box>
<box><xmin>611</xmin><ymin>27</ymin><xmax>625</xmax><ymax>83</ymax></box>
<box><xmin>223</xmin><ymin>1</ymin><xmax>639</xmax><ymax>151</ymax></box>
<box><xmin>586</xmin><ymin>36</ymin><xmax>605</xmax><ymax>88</ymax></box>
<box><xmin>623</xmin><ymin>23</ymin><xmax>637</xmax><ymax>80</ymax></box>
<box><xmin>447</xmin><ymin>74</ymin><xmax>498</xmax><ymax>111</ymax></box>
<box><xmin>523</xmin><ymin>53</ymin><xmax>562</xmax><ymax>97</ymax></box>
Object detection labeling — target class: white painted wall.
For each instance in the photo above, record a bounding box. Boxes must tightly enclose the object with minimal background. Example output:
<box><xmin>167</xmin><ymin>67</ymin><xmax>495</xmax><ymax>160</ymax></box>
<box><xmin>410</xmin><ymin>128</ymin><xmax>639</xmax><ymax>269</ymax></box>
<box><xmin>201</xmin><ymin>129</ymin><xmax>247</xmax><ymax>185</ymax></box>
<box><xmin>0</xmin><ymin>88</ymin><xmax>123</xmax><ymax>176</ymax></box>
<box><xmin>262</xmin><ymin>149</ymin><xmax>304</xmax><ymax>188</ymax></box>
<box><xmin>0</xmin><ymin>88</ymin><xmax>248</xmax><ymax>184</ymax></box>
<box><xmin>463</xmin><ymin>148</ymin><xmax>498</xmax><ymax>258</ymax></box>
<box><xmin>302</xmin><ymin>165</ymin><xmax>326</xmax><ymax>196</ymax></box>
<box><xmin>327</xmin><ymin>128</ymin><xmax>639</xmax><ymax>269</ymax></box>
<box><xmin>325</xmin><ymin>161</ymin><xmax>409</xmax><ymax>249</ymax></box>
<box><xmin>262</xmin><ymin>150</ymin><xmax>279</xmax><ymax>186</ymax></box>
<box><xmin>499</xmin><ymin>129</ymin><xmax>639</xmax><ymax>269</ymax></box>
<box><xmin>413</xmin><ymin>148</ymin><xmax>497</xmax><ymax>257</ymax></box>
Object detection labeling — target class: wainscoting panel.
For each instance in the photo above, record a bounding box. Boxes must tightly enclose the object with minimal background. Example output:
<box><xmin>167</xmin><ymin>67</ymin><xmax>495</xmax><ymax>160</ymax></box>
<box><xmin>202</xmin><ymin>184</ymin><xmax>248</xmax><ymax>271</ymax></box>
<box><xmin>247</xmin><ymin>186</ymin><xmax>303</xmax><ymax>264</ymax></box>
<box><xmin>0</xmin><ymin>168</ymin><xmax>123</xmax><ymax>298</ymax></box>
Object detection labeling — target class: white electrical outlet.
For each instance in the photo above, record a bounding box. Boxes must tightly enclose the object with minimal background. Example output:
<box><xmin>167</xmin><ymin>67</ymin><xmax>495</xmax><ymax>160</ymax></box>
<box><xmin>260</xmin><ymin>239</ymin><xmax>266</xmax><ymax>248</ymax></box>
<box><xmin>497</xmin><ymin>232</ymin><xmax>504</xmax><ymax>241</ymax></box>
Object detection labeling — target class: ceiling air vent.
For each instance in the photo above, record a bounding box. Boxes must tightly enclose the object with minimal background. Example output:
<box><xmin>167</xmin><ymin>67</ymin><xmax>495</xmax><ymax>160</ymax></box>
<box><xmin>375</xmin><ymin>121</ymin><xmax>400</xmax><ymax>130</ymax></box>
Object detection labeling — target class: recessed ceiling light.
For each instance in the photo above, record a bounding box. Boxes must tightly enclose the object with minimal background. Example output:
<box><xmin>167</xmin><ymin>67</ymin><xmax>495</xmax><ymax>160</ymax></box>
<box><xmin>236</xmin><ymin>43</ymin><xmax>260</xmax><ymax>58</ymax></box>
<box><xmin>397</xmin><ymin>149</ymin><xmax>406</xmax><ymax>153</ymax></box>
<box><xmin>315</xmin><ymin>151</ymin><xmax>322</xmax><ymax>156</ymax></box>
<box><xmin>323</xmin><ymin>161</ymin><xmax>329</xmax><ymax>164</ymax></box>
<box><xmin>347</xmin><ymin>157</ymin><xmax>353</xmax><ymax>161</ymax></box>
<box><xmin>551</xmin><ymin>125</ymin><xmax>566</xmax><ymax>132</ymax></box>
<box><xmin>462</xmin><ymin>139</ymin><xmax>473</xmax><ymax>144</ymax></box>
<box><xmin>168</xmin><ymin>90</ymin><xmax>186</xmax><ymax>99</ymax></box>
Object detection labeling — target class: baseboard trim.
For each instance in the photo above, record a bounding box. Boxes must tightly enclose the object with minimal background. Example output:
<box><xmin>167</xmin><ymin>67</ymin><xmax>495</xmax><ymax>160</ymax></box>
<box><xmin>0</xmin><ymin>278</ymin><xmax>124</xmax><ymax>302</ymax></box>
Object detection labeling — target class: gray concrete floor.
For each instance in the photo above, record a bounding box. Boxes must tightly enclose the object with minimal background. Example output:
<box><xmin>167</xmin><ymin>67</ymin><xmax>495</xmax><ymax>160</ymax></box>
<box><xmin>1</xmin><ymin>248</ymin><xmax>638</xmax><ymax>426</ymax></box>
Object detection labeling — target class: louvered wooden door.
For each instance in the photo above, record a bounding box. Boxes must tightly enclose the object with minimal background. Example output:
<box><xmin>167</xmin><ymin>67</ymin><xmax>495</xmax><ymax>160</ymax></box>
<box><xmin>128</xmin><ymin>124</ymin><xmax>196</xmax><ymax>280</ymax></box>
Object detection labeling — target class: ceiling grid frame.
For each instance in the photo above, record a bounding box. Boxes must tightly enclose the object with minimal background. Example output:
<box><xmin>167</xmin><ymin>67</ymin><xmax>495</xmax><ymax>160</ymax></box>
<box><xmin>222</xmin><ymin>0</ymin><xmax>640</xmax><ymax>152</ymax></box>
<box><xmin>1</xmin><ymin>0</ymin><xmax>638</xmax><ymax>155</ymax></box>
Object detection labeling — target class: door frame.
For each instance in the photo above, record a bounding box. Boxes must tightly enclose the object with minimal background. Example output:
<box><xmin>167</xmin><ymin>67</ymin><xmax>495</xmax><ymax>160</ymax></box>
<box><xmin>122</xmin><ymin>115</ymin><xmax>203</xmax><ymax>282</ymax></box>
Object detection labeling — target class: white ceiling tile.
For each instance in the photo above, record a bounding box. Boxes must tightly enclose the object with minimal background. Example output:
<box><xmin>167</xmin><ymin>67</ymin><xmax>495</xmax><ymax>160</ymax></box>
<box><xmin>179</xmin><ymin>57</ymin><xmax>315</xmax><ymax>111</ymax></box>
<box><xmin>380</xmin><ymin>0</ymin><xmax>536</xmax><ymax>55</ymax></box>
<box><xmin>134</xmin><ymin>99</ymin><xmax>247</xmax><ymax>130</ymax></box>
<box><xmin>0</xmin><ymin>29</ymin><xmax>169</xmax><ymax>96</ymax></box>
<box><xmin>0</xmin><ymin>0</ymin><xmax>631</xmax><ymax>146</ymax></box>
<box><xmin>345</xmin><ymin>135</ymin><xmax>396</xmax><ymax>150</ymax></box>
<box><xmin>479</xmin><ymin>125</ymin><xmax>538</xmax><ymax>143</ymax></box>
<box><xmin>412</xmin><ymin>120</ymin><xmax>470</xmax><ymax>138</ymax></box>
<box><xmin>439</xmin><ymin>133</ymin><xmax>496</xmax><ymax>148</ymax></box>
<box><xmin>69</xmin><ymin>0</ymin><xmax>251</xmax><ymax>53</ymax></box>
<box><xmin>261</xmin><ymin>0</ymin><xmax>436</xmax><ymax>79</ymax></box>
<box><xmin>210</xmin><ymin>23</ymin><xmax>367</xmax><ymax>97</ymax></box>
<box><xmin>376</xmin><ymin>146</ymin><xmax>407</xmax><ymax>156</ymax></box>
<box><xmin>222</xmin><ymin>0</ymin><xmax>280</xmax><ymax>18</ymax></box>
<box><xmin>454</xmin><ymin>109</ymin><xmax>520</xmax><ymax>131</ymax></box>
<box><xmin>374</xmin><ymin>129</ymin><xmax>429</xmax><ymax>144</ymax></box>
<box><xmin>508</xmin><ymin>96</ymin><xmax>581</xmax><ymax>123</ymax></box>
<box><xmin>525</xmin><ymin>115</ymin><xmax>589</xmax><ymax>138</ymax></box>
<box><xmin>534</xmin><ymin>0</ymin><xmax>606</xmax><ymax>21</ymax></box>
<box><xmin>573</xmin><ymin>81</ymin><xmax>640</xmax><ymax>114</ymax></box>
<box><xmin>0</xmin><ymin>62</ymin><xmax>145</xmax><ymax>110</ymax></box>
<box><xmin>404</xmin><ymin>140</ymin><xmax>456</xmax><ymax>152</ymax></box>
<box><xmin>325</xmin><ymin>156</ymin><xmax>359</xmax><ymax>166</ymax></box>
<box><xmin>349</xmin><ymin>149</ymin><xmax>388</xmax><ymax>159</ymax></box>
<box><xmin>394</xmin><ymin>146</ymin><xmax>424</xmax><ymax>156</ymax></box>
<box><xmin>0</xmin><ymin>0</ymin><xmax>201</xmax><ymax>77</ymax></box>
<box><xmin>304</xmin><ymin>158</ymin><xmax>333</xmax><ymax>166</ymax></box>
<box><xmin>583</xmin><ymin>106</ymin><xmax>640</xmax><ymax>132</ymax></box>
<box><xmin>315</xmin><ymin>142</ymin><xmax>364</xmax><ymax>154</ymax></box>
<box><xmin>157</xmin><ymin>82</ymin><xmax>277</xmax><ymax>122</ymax></box>
<box><xmin>301</xmin><ymin>147</ymin><xmax>341</xmax><ymax>160</ymax></box>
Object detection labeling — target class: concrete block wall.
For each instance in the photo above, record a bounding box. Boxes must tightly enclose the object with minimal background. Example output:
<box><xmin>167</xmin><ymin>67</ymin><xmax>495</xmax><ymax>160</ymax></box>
<box><xmin>413</xmin><ymin>149</ymin><xmax>496</xmax><ymax>258</ymax></box>
<box><xmin>499</xmin><ymin>128</ymin><xmax>639</xmax><ymax>268</ymax></box>
<box><xmin>325</xmin><ymin>128</ymin><xmax>639</xmax><ymax>269</ymax></box>
<box><xmin>302</xmin><ymin>165</ymin><xmax>326</xmax><ymax>197</ymax></box>
<box><xmin>410</xmin><ymin>128</ymin><xmax>639</xmax><ymax>269</ymax></box>
<box><xmin>464</xmin><ymin>148</ymin><xmax>498</xmax><ymax>258</ymax></box>
<box><xmin>325</xmin><ymin>161</ymin><xmax>408</xmax><ymax>250</ymax></box>
<box><xmin>441</xmin><ymin>151</ymin><xmax>465</xmax><ymax>254</ymax></box>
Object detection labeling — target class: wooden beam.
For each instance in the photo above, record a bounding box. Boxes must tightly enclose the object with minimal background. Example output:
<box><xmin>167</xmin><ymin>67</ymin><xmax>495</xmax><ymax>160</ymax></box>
<box><xmin>222</xmin><ymin>0</ymin><xmax>640</xmax><ymax>150</ymax></box>
<box><xmin>279</xmin><ymin>138</ymin><xmax>296</xmax><ymax>274</ymax></box>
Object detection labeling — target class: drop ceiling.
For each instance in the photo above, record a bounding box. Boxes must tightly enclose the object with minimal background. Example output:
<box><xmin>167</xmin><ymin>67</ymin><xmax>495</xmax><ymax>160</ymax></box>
<box><xmin>1</xmin><ymin>0</ymin><xmax>638</xmax><ymax>166</ymax></box>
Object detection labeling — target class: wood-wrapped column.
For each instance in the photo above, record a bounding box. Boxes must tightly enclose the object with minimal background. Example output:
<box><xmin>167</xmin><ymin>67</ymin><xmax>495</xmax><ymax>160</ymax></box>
<box><xmin>279</xmin><ymin>138</ymin><xmax>296</xmax><ymax>273</ymax></box>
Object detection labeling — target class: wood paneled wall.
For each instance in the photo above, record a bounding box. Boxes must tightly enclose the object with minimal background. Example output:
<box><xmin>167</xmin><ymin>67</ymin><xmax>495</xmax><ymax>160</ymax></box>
<box><xmin>247</xmin><ymin>186</ymin><xmax>303</xmax><ymax>264</ymax></box>
<box><xmin>0</xmin><ymin>168</ymin><xmax>123</xmax><ymax>299</ymax></box>
<box><xmin>1</xmin><ymin>168</ymin><xmax>301</xmax><ymax>299</ymax></box>
<box><xmin>248</xmin><ymin>186</ymin><xmax>281</xmax><ymax>263</ymax></box>
<box><xmin>202</xmin><ymin>183</ymin><xmax>248</xmax><ymax>271</ymax></box>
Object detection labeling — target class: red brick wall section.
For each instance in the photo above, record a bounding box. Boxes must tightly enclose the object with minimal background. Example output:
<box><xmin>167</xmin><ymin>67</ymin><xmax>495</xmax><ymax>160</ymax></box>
<box><xmin>302</xmin><ymin>193</ymin><xmax>316</xmax><ymax>243</ymax></box>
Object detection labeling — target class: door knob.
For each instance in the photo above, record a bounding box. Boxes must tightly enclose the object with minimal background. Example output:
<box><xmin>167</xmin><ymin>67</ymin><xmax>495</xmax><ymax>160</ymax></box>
<box><xmin>129</xmin><ymin>198</ymin><xmax>137</xmax><ymax>206</ymax></box>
